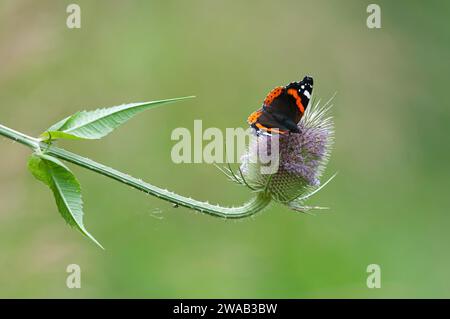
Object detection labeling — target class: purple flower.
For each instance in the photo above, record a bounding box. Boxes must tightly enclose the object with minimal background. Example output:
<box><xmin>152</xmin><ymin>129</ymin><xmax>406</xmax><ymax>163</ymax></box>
<box><xmin>240</xmin><ymin>97</ymin><xmax>335</xmax><ymax>205</ymax></box>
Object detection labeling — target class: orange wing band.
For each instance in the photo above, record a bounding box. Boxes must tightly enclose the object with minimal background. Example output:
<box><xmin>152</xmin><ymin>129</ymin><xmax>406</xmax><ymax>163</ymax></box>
<box><xmin>287</xmin><ymin>88</ymin><xmax>305</xmax><ymax>113</ymax></box>
<box><xmin>263</xmin><ymin>87</ymin><xmax>284</xmax><ymax>106</ymax></box>
<box><xmin>247</xmin><ymin>110</ymin><xmax>262</xmax><ymax>125</ymax></box>
<box><xmin>255</xmin><ymin>123</ymin><xmax>288</xmax><ymax>135</ymax></box>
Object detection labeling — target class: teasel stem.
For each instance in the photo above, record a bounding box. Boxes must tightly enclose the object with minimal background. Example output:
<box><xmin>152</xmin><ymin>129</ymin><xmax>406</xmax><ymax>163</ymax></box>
<box><xmin>0</xmin><ymin>123</ymin><xmax>271</xmax><ymax>219</ymax></box>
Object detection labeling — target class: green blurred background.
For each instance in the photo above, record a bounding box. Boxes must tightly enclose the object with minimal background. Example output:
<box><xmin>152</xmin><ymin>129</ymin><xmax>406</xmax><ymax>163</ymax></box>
<box><xmin>1</xmin><ymin>0</ymin><xmax>449</xmax><ymax>298</ymax></box>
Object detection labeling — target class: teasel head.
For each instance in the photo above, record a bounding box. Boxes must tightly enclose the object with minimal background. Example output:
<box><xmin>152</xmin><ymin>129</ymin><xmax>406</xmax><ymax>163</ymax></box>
<box><xmin>222</xmin><ymin>96</ymin><xmax>336</xmax><ymax>214</ymax></box>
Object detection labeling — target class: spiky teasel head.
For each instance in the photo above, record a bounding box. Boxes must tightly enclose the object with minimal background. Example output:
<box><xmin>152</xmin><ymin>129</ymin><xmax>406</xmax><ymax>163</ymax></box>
<box><xmin>234</xmin><ymin>96</ymin><xmax>335</xmax><ymax>213</ymax></box>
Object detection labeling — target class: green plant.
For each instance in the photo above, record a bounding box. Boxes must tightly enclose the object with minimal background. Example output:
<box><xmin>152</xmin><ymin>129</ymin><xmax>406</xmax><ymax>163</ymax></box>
<box><xmin>0</xmin><ymin>95</ymin><xmax>335</xmax><ymax>249</ymax></box>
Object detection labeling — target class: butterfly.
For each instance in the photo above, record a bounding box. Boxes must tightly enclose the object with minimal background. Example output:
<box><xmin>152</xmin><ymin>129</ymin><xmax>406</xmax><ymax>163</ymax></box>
<box><xmin>247</xmin><ymin>76</ymin><xmax>313</xmax><ymax>135</ymax></box>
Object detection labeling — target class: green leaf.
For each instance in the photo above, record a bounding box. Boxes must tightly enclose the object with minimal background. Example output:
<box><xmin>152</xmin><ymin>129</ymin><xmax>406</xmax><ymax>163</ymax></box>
<box><xmin>40</xmin><ymin>96</ymin><xmax>194</xmax><ymax>141</ymax></box>
<box><xmin>28</xmin><ymin>153</ymin><xmax>103</xmax><ymax>249</ymax></box>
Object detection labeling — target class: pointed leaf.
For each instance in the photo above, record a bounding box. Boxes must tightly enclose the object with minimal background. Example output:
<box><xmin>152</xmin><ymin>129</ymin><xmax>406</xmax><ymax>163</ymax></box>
<box><xmin>40</xmin><ymin>96</ymin><xmax>194</xmax><ymax>141</ymax></box>
<box><xmin>46</xmin><ymin>115</ymin><xmax>73</xmax><ymax>132</ymax></box>
<box><xmin>28</xmin><ymin>153</ymin><xmax>103</xmax><ymax>249</ymax></box>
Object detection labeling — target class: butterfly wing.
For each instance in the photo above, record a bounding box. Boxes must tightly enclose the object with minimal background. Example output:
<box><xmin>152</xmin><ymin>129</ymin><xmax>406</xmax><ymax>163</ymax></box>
<box><xmin>249</xmin><ymin>108</ymin><xmax>300</xmax><ymax>133</ymax></box>
<box><xmin>247</xmin><ymin>76</ymin><xmax>314</xmax><ymax>135</ymax></box>
<box><xmin>248</xmin><ymin>87</ymin><xmax>301</xmax><ymax>134</ymax></box>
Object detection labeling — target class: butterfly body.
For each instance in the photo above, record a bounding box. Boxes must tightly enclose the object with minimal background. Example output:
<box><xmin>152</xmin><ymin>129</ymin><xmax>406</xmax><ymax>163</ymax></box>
<box><xmin>248</xmin><ymin>76</ymin><xmax>313</xmax><ymax>135</ymax></box>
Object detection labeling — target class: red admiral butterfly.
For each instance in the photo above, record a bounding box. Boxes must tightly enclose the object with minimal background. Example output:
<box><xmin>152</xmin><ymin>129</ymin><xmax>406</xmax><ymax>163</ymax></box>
<box><xmin>247</xmin><ymin>76</ymin><xmax>313</xmax><ymax>135</ymax></box>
